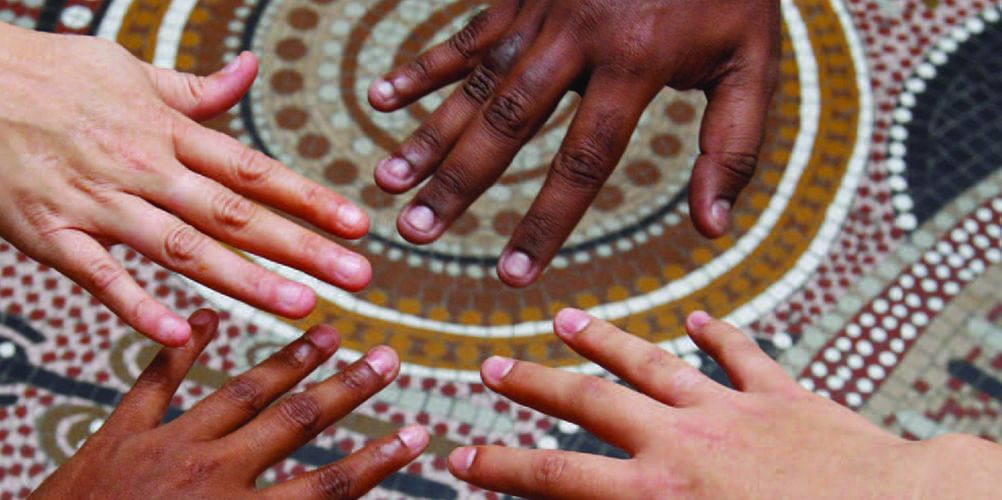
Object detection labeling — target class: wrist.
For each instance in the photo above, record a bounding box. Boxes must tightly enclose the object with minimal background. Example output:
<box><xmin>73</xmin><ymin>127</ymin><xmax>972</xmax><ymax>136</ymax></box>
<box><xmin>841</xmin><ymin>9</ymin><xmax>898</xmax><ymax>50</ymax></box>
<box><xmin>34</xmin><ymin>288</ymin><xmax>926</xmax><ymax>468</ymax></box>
<box><xmin>911</xmin><ymin>433</ymin><xmax>1002</xmax><ymax>498</ymax></box>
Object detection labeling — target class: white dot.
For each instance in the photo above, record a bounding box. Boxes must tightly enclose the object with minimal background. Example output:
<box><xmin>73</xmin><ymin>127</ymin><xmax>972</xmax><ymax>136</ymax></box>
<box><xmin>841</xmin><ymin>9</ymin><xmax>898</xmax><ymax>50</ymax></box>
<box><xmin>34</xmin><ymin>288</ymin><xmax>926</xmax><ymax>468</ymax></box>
<box><xmin>60</xmin><ymin>5</ymin><xmax>93</xmax><ymax>29</ymax></box>
<box><xmin>860</xmin><ymin>313</ymin><xmax>876</xmax><ymax>327</ymax></box>
<box><xmin>924</xmin><ymin>252</ymin><xmax>942</xmax><ymax>265</ymax></box>
<box><xmin>928</xmin><ymin>297</ymin><xmax>944</xmax><ymax>311</ymax></box>
<box><xmin>773</xmin><ymin>332</ymin><xmax>793</xmax><ymax>350</ymax></box>
<box><xmin>856</xmin><ymin>340</ymin><xmax>874</xmax><ymax>356</ymax></box>
<box><xmin>879</xmin><ymin>351</ymin><xmax>897</xmax><ymax>366</ymax></box>
<box><xmin>824</xmin><ymin>348</ymin><xmax>841</xmax><ymax>363</ymax></box>
<box><xmin>826</xmin><ymin>376</ymin><xmax>845</xmax><ymax>391</ymax></box>
<box><xmin>799</xmin><ymin>378</ymin><xmax>816</xmax><ymax>391</ymax></box>
<box><xmin>846</xmin><ymin>324</ymin><xmax>862</xmax><ymax>337</ymax></box>
<box><xmin>0</xmin><ymin>342</ymin><xmax>14</xmax><ymax>358</ymax></box>
<box><xmin>912</xmin><ymin>312</ymin><xmax>929</xmax><ymax>327</ymax></box>
<box><xmin>88</xmin><ymin>419</ymin><xmax>105</xmax><ymax>435</ymax></box>
<box><xmin>537</xmin><ymin>435</ymin><xmax>559</xmax><ymax>450</ymax></box>
<box><xmin>811</xmin><ymin>362</ymin><xmax>828</xmax><ymax>377</ymax></box>
<box><xmin>867</xmin><ymin>365</ymin><xmax>886</xmax><ymax>380</ymax></box>
<box><xmin>921</xmin><ymin>279</ymin><xmax>938</xmax><ymax>293</ymax></box>
<box><xmin>890</xmin><ymin>339</ymin><xmax>905</xmax><ymax>353</ymax></box>
<box><xmin>888</xmin><ymin>286</ymin><xmax>904</xmax><ymax>301</ymax></box>
<box><xmin>857</xmin><ymin>378</ymin><xmax>874</xmax><ymax>393</ymax></box>
<box><xmin>901</xmin><ymin>324</ymin><xmax>917</xmax><ymax>340</ymax></box>
<box><xmin>900</xmin><ymin>275</ymin><xmax>916</xmax><ymax>288</ymax></box>
<box><xmin>835</xmin><ymin>337</ymin><xmax>852</xmax><ymax>351</ymax></box>
<box><xmin>892</xmin><ymin>304</ymin><xmax>908</xmax><ymax>318</ymax></box>
<box><xmin>872</xmin><ymin>299</ymin><xmax>889</xmax><ymax>314</ymax></box>
<box><xmin>558</xmin><ymin>420</ymin><xmax>580</xmax><ymax>434</ymax></box>
<box><xmin>906</xmin><ymin>293</ymin><xmax>922</xmax><ymax>308</ymax></box>
<box><xmin>846</xmin><ymin>392</ymin><xmax>863</xmax><ymax>407</ymax></box>
<box><xmin>871</xmin><ymin>327</ymin><xmax>888</xmax><ymax>342</ymax></box>
<box><xmin>847</xmin><ymin>354</ymin><xmax>864</xmax><ymax>369</ymax></box>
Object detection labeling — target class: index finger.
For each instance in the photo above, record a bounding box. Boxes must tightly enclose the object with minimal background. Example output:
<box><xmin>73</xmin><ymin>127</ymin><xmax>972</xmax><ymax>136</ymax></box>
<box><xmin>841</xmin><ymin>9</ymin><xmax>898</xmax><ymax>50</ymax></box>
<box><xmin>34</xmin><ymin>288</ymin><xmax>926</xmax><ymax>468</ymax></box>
<box><xmin>172</xmin><ymin>120</ymin><xmax>370</xmax><ymax>240</ymax></box>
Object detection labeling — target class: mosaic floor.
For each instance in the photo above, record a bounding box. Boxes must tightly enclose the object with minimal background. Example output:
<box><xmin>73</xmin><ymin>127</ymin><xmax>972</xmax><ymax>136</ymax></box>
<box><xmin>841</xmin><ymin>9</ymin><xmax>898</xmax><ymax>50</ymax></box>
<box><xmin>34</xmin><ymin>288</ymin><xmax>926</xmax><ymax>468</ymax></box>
<box><xmin>2</xmin><ymin>0</ymin><xmax>1002</xmax><ymax>497</ymax></box>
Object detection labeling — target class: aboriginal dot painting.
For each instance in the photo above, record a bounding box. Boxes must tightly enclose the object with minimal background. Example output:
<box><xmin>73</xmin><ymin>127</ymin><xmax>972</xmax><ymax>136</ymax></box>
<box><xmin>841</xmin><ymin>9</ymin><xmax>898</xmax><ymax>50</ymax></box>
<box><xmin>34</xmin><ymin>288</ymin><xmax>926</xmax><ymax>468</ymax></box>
<box><xmin>2</xmin><ymin>0</ymin><xmax>1002</xmax><ymax>497</ymax></box>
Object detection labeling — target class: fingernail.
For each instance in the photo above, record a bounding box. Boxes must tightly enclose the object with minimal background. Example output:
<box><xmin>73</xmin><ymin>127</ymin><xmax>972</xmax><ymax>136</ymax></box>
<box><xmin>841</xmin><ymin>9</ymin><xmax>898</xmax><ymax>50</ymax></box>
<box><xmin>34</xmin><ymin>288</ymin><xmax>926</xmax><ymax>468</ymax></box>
<box><xmin>711</xmin><ymin>199</ymin><xmax>731</xmax><ymax>228</ymax></box>
<box><xmin>380</xmin><ymin>157</ymin><xmax>412</xmax><ymax>181</ymax></box>
<box><xmin>187</xmin><ymin>310</ymin><xmax>214</xmax><ymax>328</ymax></box>
<box><xmin>372</xmin><ymin>79</ymin><xmax>395</xmax><ymax>102</ymax></box>
<box><xmin>336</xmin><ymin>203</ymin><xmax>365</xmax><ymax>228</ymax></box>
<box><xmin>277</xmin><ymin>282</ymin><xmax>310</xmax><ymax>310</ymax></box>
<box><xmin>159</xmin><ymin>315</ymin><xmax>190</xmax><ymax>344</ymax></box>
<box><xmin>332</xmin><ymin>253</ymin><xmax>367</xmax><ymax>282</ymax></box>
<box><xmin>501</xmin><ymin>251</ymin><xmax>533</xmax><ymax>280</ymax></box>
<box><xmin>365</xmin><ymin>346</ymin><xmax>398</xmax><ymax>378</ymax></box>
<box><xmin>222</xmin><ymin>53</ymin><xmax>243</xmax><ymax>74</ymax></box>
<box><xmin>306</xmin><ymin>325</ymin><xmax>339</xmax><ymax>351</ymax></box>
<box><xmin>398</xmin><ymin>424</ymin><xmax>429</xmax><ymax>451</ymax></box>
<box><xmin>555</xmin><ymin>308</ymin><xmax>591</xmax><ymax>338</ymax></box>
<box><xmin>403</xmin><ymin>205</ymin><xmax>436</xmax><ymax>233</ymax></box>
<box><xmin>481</xmin><ymin>356</ymin><xmax>515</xmax><ymax>385</ymax></box>
<box><xmin>688</xmin><ymin>311</ymin><xmax>712</xmax><ymax>330</ymax></box>
<box><xmin>449</xmin><ymin>447</ymin><xmax>477</xmax><ymax>473</ymax></box>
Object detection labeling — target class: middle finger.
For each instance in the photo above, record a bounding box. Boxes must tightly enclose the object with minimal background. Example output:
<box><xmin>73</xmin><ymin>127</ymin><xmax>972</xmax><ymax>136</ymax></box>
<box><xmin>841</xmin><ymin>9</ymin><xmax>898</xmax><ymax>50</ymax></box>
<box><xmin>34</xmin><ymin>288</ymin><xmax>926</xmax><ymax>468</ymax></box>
<box><xmin>396</xmin><ymin>34</ymin><xmax>585</xmax><ymax>244</ymax></box>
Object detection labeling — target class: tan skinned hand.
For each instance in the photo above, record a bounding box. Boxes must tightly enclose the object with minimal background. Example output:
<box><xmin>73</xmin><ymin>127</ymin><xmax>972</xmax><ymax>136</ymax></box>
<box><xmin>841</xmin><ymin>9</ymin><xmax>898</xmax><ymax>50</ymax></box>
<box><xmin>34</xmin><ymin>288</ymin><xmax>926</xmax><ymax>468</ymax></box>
<box><xmin>0</xmin><ymin>24</ymin><xmax>372</xmax><ymax>346</ymax></box>
<box><xmin>446</xmin><ymin>309</ymin><xmax>1002</xmax><ymax>498</ymax></box>
<box><xmin>369</xmin><ymin>0</ymin><xmax>781</xmax><ymax>287</ymax></box>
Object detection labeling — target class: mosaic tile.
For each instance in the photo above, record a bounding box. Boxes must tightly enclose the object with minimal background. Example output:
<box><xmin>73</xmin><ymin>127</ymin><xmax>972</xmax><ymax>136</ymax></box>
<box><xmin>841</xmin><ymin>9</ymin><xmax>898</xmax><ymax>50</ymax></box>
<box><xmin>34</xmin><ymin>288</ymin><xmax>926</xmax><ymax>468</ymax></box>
<box><xmin>2</xmin><ymin>0</ymin><xmax>1002</xmax><ymax>498</ymax></box>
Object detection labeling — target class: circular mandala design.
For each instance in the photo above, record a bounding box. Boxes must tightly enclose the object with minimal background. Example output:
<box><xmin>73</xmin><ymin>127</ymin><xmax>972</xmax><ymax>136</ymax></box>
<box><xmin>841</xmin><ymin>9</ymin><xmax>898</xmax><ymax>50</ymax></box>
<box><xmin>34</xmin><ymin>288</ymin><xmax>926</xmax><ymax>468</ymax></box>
<box><xmin>159</xmin><ymin>0</ymin><xmax>870</xmax><ymax>376</ymax></box>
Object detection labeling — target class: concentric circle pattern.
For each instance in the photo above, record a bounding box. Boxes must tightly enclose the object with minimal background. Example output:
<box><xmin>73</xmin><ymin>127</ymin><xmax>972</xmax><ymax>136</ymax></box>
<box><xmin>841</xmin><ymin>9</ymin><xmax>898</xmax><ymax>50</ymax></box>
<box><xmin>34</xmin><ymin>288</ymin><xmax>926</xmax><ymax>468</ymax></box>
<box><xmin>2</xmin><ymin>0</ymin><xmax>1002</xmax><ymax>498</ymax></box>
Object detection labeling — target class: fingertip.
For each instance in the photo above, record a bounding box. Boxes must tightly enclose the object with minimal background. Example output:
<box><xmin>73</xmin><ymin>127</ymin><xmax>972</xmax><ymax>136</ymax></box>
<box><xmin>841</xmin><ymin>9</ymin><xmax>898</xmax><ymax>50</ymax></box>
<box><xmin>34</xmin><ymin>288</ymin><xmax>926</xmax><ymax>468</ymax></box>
<box><xmin>554</xmin><ymin>308</ymin><xmax>592</xmax><ymax>339</ymax></box>
<box><xmin>448</xmin><ymin>447</ymin><xmax>477</xmax><ymax>476</ymax></box>
<box><xmin>368</xmin><ymin>78</ymin><xmax>398</xmax><ymax>111</ymax></box>
<box><xmin>374</xmin><ymin>157</ymin><xmax>416</xmax><ymax>193</ymax></box>
<box><xmin>364</xmin><ymin>345</ymin><xmax>400</xmax><ymax>382</ymax></box>
<box><xmin>187</xmin><ymin>309</ymin><xmax>219</xmax><ymax>332</ymax></box>
<box><xmin>397</xmin><ymin>424</ymin><xmax>430</xmax><ymax>453</ymax></box>
<box><xmin>157</xmin><ymin>314</ymin><xmax>192</xmax><ymax>347</ymax></box>
<box><xmin>481</xmin><ymin>356</ymin><xmax>515</xmax><ymax>386</ymax></box>
<box><xmin>686</xmin><ymin>311</ymin><xmax>713</xmax><ymax>334</ymax></box>
<box><xmin>276</xmin><ymin>282</ymin><xmax>317</xmax><ymax>319</ymax></box>
<box><xmin>335</xmin><ymin>203</ymin><xmax>370</xmax><ymax>239</ymax></box>
<box><xmin>397</xmin><ymin>205</ymin><xmax>442</xmax><ymax>245</ymax></box>
<box><xmin>304</xmin><ymin>324</ymin><xmax>341</xmax><ymax>352</ymax></box>
<box><xmin>497</xmin><ymin>250</ymin><xmax>538</xmax><ymax>288</ymax></box>
<box><xmin>329</xmin><ymin>252</ymin><xmax>372</xmax><ymax>293</ymax></box>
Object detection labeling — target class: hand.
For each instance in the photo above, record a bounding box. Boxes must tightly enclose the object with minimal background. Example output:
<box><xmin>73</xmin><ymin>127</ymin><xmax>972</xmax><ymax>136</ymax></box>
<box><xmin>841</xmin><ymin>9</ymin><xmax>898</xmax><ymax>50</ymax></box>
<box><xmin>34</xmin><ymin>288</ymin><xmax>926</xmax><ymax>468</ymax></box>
<box><xmin>369</xmin><ymin>0</ymin><xmax>781</xmax><ymax>287</ymax></box>
<box><xmin>32</xmin><ymin>309</ymin><xmax>428</xmax><ymax>499</ymax></box>
<box><xmin>446</xmin><ymin>309</ymin><xmax>1002</xmax><ymax>498</ymax></box>
<box><xmin>0</xmin><ymin>23</ymin><xmax>372</xmax><ymax>346</ymax></box>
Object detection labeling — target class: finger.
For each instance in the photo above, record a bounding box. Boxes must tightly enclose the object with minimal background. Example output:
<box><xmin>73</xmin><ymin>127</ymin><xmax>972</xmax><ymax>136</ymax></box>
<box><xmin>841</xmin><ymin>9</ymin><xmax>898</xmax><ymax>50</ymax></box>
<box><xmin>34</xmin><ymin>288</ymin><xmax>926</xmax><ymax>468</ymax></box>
<box><xmin>553</xmin><ymin>309</ymin><xmax>725</xmax><ymax>407</ymax></box>
<box><xmin>224</xmin><ymin>346</ymin><xmax>399</xmax><ymax>473</ymax></box>
<box><xmin>498</xmin><ymin>76</ymin><xmax>657</xmax><ymax>287</ymax></box>
<box><xmin>103</xmin><ymin>310</ymin><xmax>218</xmax><ymax>433</ymax></box>
<box><xmin>172</xmin><ymin>121</ymin><xmax>370</xmax><ymax>240</ymax></box>
<box><xmin>374</xmin><ymin>10</ymin><xmax>545</xmax><ymax>194</ymax></box>
<box><xmin>44</xmin><ymin>229</ymin><xmax>190</xmax><ymax>346</ymax></box>
<box><xmin>261</xmin><ymin>425</ymin><xmax>428</xmax><ymax>500</ymax></box>
<box><xmin>479</xmin><ymin>356</ymin><xmax>659</xmax><ymax>453</ymax></box>
<box><xmin>368</xmin><ymin>2</ymin><xmax>519</xmax><ymax>111</ymax></box>
<box><xmin>172</xmin><ymin>325</ymin><xmax>340</xmax><ymax>439</ymax></box>
<box><xmin>396</xmin><ymin>36</ymin><xmax>584</xmax><ymax>244</ymax></box>
<box><xmin>158</xmin><ymin>172</ymin><xmax>371</xmax><ymax>292</ymax></box>
<box><xmin>687</xmin><ymin>64</ymin><xmax>777</xmax><ymax>238</ymax></box>
<box><xmin>685</xmin><ymin>311</ymin><xmax>792</xmax><ymax>392</ymax></box>
<box><xmin>143</xmin><ymin>51</ymin><xmax>258</xmax><ymax>122</ymax></box>
<box><xmin>448</xmin><ymin>446</ymin><xmax>634</xmax><ymax>500</ymax></box>
<box><xmin>99</xmin><ymin>196</ymin><xmax>317</xmax><ymax>319</ymax></box>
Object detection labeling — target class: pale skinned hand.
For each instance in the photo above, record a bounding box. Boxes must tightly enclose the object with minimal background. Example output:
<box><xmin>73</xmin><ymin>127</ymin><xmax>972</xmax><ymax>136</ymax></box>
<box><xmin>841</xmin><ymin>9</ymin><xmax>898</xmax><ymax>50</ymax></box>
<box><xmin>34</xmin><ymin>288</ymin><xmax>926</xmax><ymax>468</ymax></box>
<box><xmin>32</xmin><ymin>309</ymin><xmax>429</xmax><ymax>499</ymax></box>
<box><xmin>369</xmin><ymin>0</ymin><xmax>781</xmax><ymax>287</ymax></box>
<box><xmin>447</xmin><ymin>309</ymin><xmax>1002</xmax><ymax>498</ymax></box>
<box><xmin>0</xmin><ymin>23</ymin><xmax>372</xmax><ymax>346</ymax></box>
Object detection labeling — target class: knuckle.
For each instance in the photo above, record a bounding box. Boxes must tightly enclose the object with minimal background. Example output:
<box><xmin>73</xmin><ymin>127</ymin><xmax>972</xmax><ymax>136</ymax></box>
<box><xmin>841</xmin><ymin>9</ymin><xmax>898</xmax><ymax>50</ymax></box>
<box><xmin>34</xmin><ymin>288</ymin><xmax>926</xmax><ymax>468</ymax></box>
<box><xmin>278</xmin><ymin>393</ymin><xmax>321</xmax><ymax>432</ymax></box>
<box><xmin>483</xmin><ymin>91</ymin><xmax>531</xmax><ymax>140</ymax></box>
<box><xmin>709</xmin><ymin>152</ymin><xmax>758</xmax><ymax>184</ymax></box>
<box><xmin>516</xmin><ymin>212</ymin><xmax>563</xmax><ymax>249</ymax></box>
<box><xmin>21</xmin><ymin>202</ymin><xmax>63</xmax><ymax>235</ymax></box>
<box><xmin>133</xmin><ymin>356</ymin><xmax>172</xmax><ymax>391</ymax></box>
<box><xmin>336</xmin><ymin>364</ymin><xmax>378</xmax><ymax>394</ymax></box>
<box><xmin>574</xmin><ymin>376</ymin><xmax>608</xmax><ymax>401</ymax></box>
<box><xmin>409</xmin><ymin>124</ymin><xmax>444</xmax><ymax>156</ymax></box>
<box><xmin>219</xmin><ymin>376</ymin><xmax>262</xmax><ymax>414</ymax></box>
<box><xmin>163</xmin><ymin>224</ymin><xmax>206</xmax><ymax>265</ymax></box>
<box><xmin>405</xmin><ymin>56</ymin><xmax>433</xmax><ymax>84</ymax></box>
<box><xmin>534</xmin><ymin>453</ymin><xmax>568</xmax><ymax>487</ymax></box>
<box><xmin>447</xmin><ymin>14</ymin><xmax>484</xmax><ymax>59</ymax></box>
<box><xmin>82</xmin><ymin>257</ymin><xmax>125</xmax><ymax>294</ymax></box>
<box><xmin>551</xmin><ymin>145</ymin><xmax>608</xmax><ymax>191</ymax></box>
<box><xmin>430</xmin><ymin>165</ymin><xmax>474</xmax><ymax>198</ymax></box>
<box><xmin>182</xmin><ymin>74</ymin><xmax>208</xmax><ymax>107</ymax></box>
<box><xmin>299</xmin><ymin>183</ymin><xmax>329</xmax><ymax>209</ymax></box>
<box><xmin>314</xmin><ymin>464</ymin><xmax>352</xmax><ymax>499</ymax></box>
<box><xmin>233</xmin><ymin>147</ymin><xmax>273</xmax><ymax>185</ymax></box>
<box><xmin>642</xmin><ymin>348</ymin><xmax>677</xmax><ymax>373</ymax></box>
<box><xmin>212</xmin><ymin>191</ymin><xmax>256</xmax><ymax>231</ymax></box>
<box><xmin>461</xmin><ymin>66</ymin><xmax>497</xmax><ymax>105</ymax></box>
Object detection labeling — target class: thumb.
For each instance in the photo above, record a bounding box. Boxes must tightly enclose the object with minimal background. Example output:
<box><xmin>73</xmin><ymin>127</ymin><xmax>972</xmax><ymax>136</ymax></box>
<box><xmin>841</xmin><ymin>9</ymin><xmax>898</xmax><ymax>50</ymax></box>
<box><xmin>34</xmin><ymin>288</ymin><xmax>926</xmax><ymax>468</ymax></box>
<box><xmin>143</xmin><ymin>51</ymin><xmax>258</xmax><ymax>122</ymax></box>
<box><xmin>687</xmin><ymin>62</ymin><xmax>776</xmax><ymax>238</ymax></box>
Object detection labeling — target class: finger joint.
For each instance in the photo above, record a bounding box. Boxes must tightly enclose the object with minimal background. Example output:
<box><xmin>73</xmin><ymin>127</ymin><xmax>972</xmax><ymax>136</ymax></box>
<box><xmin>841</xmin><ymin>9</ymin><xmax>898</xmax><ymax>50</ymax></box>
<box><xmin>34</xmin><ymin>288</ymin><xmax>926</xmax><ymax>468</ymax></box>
<box><xmin>461</xmin><ymin>66</ymin><xmax>498</xmax><ymax>105</ymax></box>
<box><xmin>163</xmin><ymin>224</ymin><xmax>206</xmax><ymax>265</ymax></box>
<box><xmin>314</xmin><ymin>464</ymin><xmax>352</xmax><ymax>499</ymax></box>
<box><xmin>483</xmin><ymin>90</ymin><xmax>532</xmax><ymax>141</ymax></box>
<box><xmin>277</xmin><ymin>393</ymin><xmax>321</xmax><ymax>433</ymax></box>
<box><xmin>212</xmin><ymin>191</ymin><xmax>256</xmax><ymax>231</ymax></box>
